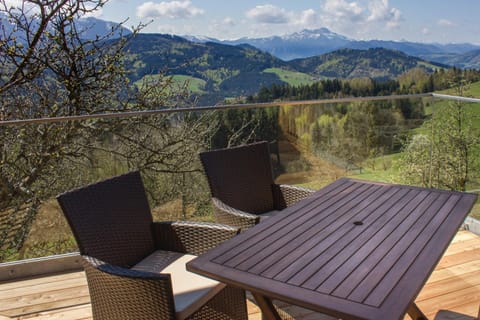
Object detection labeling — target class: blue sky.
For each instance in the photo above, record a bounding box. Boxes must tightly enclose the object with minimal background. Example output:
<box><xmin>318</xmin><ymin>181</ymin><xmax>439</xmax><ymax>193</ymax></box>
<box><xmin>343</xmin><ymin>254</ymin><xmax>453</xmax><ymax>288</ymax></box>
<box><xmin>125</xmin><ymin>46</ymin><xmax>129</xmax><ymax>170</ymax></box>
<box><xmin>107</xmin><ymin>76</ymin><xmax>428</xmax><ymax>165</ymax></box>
<box><xmin>97</xmin><ymin>0</ymin><xmax>479</xmax><ymax>44</ymax></box>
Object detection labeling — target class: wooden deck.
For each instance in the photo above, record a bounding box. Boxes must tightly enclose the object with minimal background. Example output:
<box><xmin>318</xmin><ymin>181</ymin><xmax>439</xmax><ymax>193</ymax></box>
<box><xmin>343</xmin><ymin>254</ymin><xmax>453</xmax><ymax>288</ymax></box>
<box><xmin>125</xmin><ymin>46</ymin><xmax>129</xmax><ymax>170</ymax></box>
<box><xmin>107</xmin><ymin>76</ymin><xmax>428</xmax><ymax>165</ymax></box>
<box><xmin>0</xmin><ymin>230</ymin><xmax>479</xmax><ymax>320</ymax></box>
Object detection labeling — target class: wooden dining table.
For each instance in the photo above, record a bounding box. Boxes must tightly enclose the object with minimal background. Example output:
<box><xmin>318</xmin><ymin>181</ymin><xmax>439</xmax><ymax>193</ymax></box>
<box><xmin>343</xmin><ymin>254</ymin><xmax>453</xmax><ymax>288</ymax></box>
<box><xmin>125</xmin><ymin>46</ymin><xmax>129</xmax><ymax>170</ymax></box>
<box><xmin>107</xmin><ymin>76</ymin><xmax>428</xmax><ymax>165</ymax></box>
<box><xmin>187</xmin><ymin>178</ymin><xmax>478</xmax><ymax>320</ymax></box>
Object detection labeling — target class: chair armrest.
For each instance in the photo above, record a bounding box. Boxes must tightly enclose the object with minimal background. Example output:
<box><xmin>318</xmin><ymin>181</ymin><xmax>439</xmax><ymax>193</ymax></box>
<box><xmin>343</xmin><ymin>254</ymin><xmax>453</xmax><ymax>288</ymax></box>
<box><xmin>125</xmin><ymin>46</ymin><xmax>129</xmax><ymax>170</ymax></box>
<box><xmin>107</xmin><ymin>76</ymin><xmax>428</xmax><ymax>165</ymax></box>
<box><xmin>274</xmin><ymin>184</ymin><xmax>316</xmax><ymax>209</ymax></box>
<box><xmin>212</xmin><ymin>197</ymin><xmax>260</xmax><ymax>232</ymax></box>
<box><xmin>152</xmin><ymin>220</ymin><xmax>240</xmax><ymax>255</ymax></box>
<box><xmin>82</xmin><ymin>255</ymin><xmax>176</xmax><ymax>319</ymax></box>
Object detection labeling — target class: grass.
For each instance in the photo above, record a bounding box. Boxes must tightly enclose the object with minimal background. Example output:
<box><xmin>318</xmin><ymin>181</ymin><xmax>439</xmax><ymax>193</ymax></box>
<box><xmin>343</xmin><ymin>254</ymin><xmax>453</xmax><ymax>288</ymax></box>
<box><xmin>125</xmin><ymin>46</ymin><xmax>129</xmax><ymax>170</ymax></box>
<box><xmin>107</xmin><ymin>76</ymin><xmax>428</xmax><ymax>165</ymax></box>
<box><xmin>134</xmin><ymin>74</ymin><xmax>207</xmax><ymax>94</ymax></box>
<box><xmin>263</xmin><ymin>68</ymin><xmax>316</xmax><ymax>86</ymax></box>
<box><xmin>171</xmin><ymin>75</ymin><xmax>207</xmax><ymax>93</ymax></box>
<box><xmin>438</xmin><ymin>80</ymin><xmax>480</xmax><ymax>98</ymax></box>
<box><xmin>348</xmin><ymin>149</ymin><xmax>480</xmax><ymax>220</ymax></box>
<box><xmin>325</xmin><ymin>153</ymin><xmax>405</xmax><ymax>188</ymax></box>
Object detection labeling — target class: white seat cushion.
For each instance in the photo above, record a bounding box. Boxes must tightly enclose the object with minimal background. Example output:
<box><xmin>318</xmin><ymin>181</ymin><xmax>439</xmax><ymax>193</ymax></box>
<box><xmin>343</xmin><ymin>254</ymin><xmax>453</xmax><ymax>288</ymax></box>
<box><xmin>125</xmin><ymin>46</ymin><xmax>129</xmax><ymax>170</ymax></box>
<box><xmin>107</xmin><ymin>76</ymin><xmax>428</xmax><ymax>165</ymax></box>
<box><xmin>132</xmin><ymin>250</ymin><xmax>226</xmax><ymax>320</ymax></box>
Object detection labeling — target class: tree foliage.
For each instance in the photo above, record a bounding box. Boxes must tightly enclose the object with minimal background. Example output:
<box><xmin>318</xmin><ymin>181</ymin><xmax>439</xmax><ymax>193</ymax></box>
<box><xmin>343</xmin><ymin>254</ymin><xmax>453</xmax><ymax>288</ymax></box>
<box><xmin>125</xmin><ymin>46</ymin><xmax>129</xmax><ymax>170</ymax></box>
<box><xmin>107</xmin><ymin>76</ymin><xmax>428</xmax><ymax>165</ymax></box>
<box><xmin>400</xmin><ymin>83</ymin><xmax>480</xmax><ymax>191</ymax></box>
<box><xmin>0</xmin><ymin>1</ymin><xmax>215</xmax><ymax>261</ymax></box>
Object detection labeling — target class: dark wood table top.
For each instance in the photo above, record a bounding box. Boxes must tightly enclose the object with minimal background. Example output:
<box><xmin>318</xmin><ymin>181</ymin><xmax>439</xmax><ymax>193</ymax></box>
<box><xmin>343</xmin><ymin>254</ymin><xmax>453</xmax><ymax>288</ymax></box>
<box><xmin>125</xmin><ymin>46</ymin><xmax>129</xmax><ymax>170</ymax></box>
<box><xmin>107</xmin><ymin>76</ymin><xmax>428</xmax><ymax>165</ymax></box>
<box><xmin>187</xmin><ymin>178</ymin><xmax>477</xmax><ymax>320</ymax></box>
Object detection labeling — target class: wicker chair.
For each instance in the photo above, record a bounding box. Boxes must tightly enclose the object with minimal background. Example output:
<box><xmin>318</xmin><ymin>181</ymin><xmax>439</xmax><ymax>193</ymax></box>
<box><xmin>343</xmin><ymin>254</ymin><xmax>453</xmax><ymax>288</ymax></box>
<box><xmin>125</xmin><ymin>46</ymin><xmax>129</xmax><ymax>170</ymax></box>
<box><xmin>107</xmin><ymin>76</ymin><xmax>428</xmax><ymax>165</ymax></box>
<box><xmin>200</xmin><ymin>141</ymin><xmax>315</xmax><ymax>231</ymax></box>
<box><xmin>57</xmin><ymin>171</ymin><xmax>248</xmax><ymax>320</ymax></box>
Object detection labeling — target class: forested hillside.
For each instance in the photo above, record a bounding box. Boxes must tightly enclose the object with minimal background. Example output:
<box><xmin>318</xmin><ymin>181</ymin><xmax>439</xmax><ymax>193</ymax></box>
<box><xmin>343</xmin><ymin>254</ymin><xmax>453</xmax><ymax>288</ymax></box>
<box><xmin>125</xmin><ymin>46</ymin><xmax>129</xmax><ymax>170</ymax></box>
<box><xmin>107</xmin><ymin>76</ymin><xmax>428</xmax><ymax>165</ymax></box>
<box><xmin>289</xmin><ymin>48</ymin><xmax>445</xmax><ymax>80</ymax></box>
<box><xmin>200</xmin><ymin>62</ymin><xmax>480</xmax><ymax>180</ymax></box>
<box><xmin>124</xmin><ymin>34</ymin><xmax>289</xmax><ymax>103</ymax></box>
<box><xmin>123</xmin><ymin>35</ymin><xmax>448</xmax><ymax>104</ymax></box>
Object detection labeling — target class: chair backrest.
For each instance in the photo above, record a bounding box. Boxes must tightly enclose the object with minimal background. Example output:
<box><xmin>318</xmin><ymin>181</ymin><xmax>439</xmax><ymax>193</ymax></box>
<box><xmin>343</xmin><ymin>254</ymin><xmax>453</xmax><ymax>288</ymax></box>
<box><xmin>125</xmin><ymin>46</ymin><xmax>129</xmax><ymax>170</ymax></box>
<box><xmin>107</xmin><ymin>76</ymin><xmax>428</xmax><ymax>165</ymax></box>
<box><xmin>200</xmin><ymin>141</ymin><xmax>275</xmax><ymax>214</ymax></box>
<box><xmin>57</xmin><ymin>171</ymin><xmax>155</xmax><ymax>267</ymax></box>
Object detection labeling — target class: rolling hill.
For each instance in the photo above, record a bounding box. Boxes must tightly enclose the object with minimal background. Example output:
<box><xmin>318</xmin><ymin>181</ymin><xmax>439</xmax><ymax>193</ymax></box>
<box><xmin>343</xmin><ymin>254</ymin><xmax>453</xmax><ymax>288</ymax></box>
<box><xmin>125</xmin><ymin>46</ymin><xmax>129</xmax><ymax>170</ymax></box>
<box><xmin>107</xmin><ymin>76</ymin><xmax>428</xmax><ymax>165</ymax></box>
<box><xmin>124</xmin><ymin>34</ymin><xmax>292</xmax><ymax>103</ymax></box>
<box><xmin>290</xmin><ymin>48</ymin><xmax>445</xmax><ymax>80</ymax></box>
<box><xmin>123</xmin><ymin>34</ymin><xmax>447</xmax><ymax>103</ymax></box>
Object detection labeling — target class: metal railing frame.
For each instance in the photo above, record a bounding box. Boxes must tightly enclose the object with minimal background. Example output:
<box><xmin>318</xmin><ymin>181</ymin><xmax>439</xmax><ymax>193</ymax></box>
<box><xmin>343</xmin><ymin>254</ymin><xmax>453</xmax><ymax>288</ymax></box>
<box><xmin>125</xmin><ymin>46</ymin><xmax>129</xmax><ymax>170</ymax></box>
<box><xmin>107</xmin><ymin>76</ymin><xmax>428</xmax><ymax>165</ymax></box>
<box><xmin>1</xmin><ymin>93</ymin><xmax>478</xmax><ymax>127</ymax></box>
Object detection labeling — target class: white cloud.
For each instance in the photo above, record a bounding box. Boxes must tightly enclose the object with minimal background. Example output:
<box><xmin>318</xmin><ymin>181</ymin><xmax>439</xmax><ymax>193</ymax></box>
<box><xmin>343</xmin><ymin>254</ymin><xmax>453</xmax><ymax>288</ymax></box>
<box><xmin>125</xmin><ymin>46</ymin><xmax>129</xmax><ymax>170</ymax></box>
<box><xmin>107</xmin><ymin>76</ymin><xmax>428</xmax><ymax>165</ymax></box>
<box><xmin>367</xmin><ymin>0</ymin><xmax>401</xmax><ymax>28</ymax></box>
<box><xmin>322</xmin><ymin>0</ymin><xmax>364</xmax><ymax>22</ymax></box>
<box><xmin>242</xmin><ymin>1</ymin><xmax>401</xmax><ymax>38</ymax></box>
<box><xmin>3</xmin><ymin>0</ymin><xmax>39</xmax><ymax>15</ymax></box>
<box><xmin>206</xmin><ymin>17</ymin><xmax>237</xmax><ymax>39</ymax></box>
<box><xmin>246</xmin><ymin>4</ymin><xmax>290</xmax><ymax>24</ymax></box>
<box><xmin>318</xmin><ymin>0</ymin><xmax>402</xmax><ymax>37</ymax></box>
<box><xmin>136</xmin><ymin>1</ymin><xmax>204</xmax><ymax>19</ymax></box>
<box><xmin>82</xmin><ymin>6</ymin><xmax>104</xmax><ymax>18</ymax></box>
<box><xmin>297</xmin><ymin>9</ymin><xmax>319</xmax><ymax>28</ymax></box>
<box><xmin>3</xmin><ymin>0</ymin><xmax>23</xmax><ymax>8</ymax></box>
<box><xmin>4</xmin><ymin>0</ymin><xmax>104</xmax><ymax>18</ymax></box>
<box><xmin>438</xmin><ymin>19</ymin><xmax>455</xmax><ymax>27</ymax></box>
<box><xmin>222</xmin><ymin>17</ymin><xmax>236</xmax><ymax>27</ymax></box>
<box><xmin>243</xmin><ymin>5</ymin><xmax>325</xmax><ymax>36</ymax></box>
<box><xmin>386</xmin><ymin>8</ymin><xmax>401</xmax><ymax>28</ymax></box>
<box><xmin>245</xmin><ymin>5</ymin><xmax>321</xmax><ymax>29</ymax></box>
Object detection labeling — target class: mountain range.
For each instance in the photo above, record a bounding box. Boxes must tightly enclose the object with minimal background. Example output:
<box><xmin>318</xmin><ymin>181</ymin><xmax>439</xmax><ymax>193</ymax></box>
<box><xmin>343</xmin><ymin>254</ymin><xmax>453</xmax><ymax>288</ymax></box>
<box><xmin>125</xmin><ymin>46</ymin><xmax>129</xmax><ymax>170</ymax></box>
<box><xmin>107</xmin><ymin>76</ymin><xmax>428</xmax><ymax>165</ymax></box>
<box><xmin>0</xmin><ymin>14</ymin><xmax>131</xmax><ymax>40</ymax></box>
<box><xmin>3</xmin><ymin>13</ymin><xmax>479</xmax><ymax>69</ymax></box>
<box><xmin>78</xmin><ymin>19</ymin><xmax>480</xmax><ymax>70</ymax></box>
<box><xmin>3</xmin><ymin>15</ymin><xmax>479</xmax><ymax>104</ymax></box>
<box><xmin>124</xmin><ymin>34</ymin><xmax>445</xmax><ymax>104</ymax></box>
<box><xmin>186</xmin><ymin>28</ymin><xmax>480</xmax><ymax>68</ymax></box>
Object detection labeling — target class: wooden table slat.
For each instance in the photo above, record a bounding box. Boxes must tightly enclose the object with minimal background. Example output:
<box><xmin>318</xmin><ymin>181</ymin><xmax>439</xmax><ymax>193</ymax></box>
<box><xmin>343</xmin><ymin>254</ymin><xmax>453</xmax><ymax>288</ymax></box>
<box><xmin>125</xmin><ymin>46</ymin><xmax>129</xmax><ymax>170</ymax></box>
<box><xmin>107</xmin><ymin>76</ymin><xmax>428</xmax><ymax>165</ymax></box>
<box><xmin>187</xmin><ymin>178</ymin><xmax>478</xmax><ymax>320</ymax></box>
<box><xmin>286</xmin><ymin>186</ymin><xmax>411</xmax><ymax>287</ymax></box>
<box><xmin>345</xmin><ymin>192</ymin><xmax>452</xmax><ymax>304</ymax></box>
<box><xmin>270</xmin><ymin>184</ymin><xmax>401</xmax><ymax>283</ymax></box>
<box><xmin>237</xmin><ymin>182</ymin><xmax>379</xmax><ymax>273</ymax></box>
<box><xmin>254</xmin><ymin>183</ymin><xmax>386</xmax><ymax>278</ymax></box>
<box><xmin>223</xmin><ymin>181</ymin><xmax>368</xmax><ymax>269</ymax></box>
<box><xmin>296</xmin><ymin>187</ymin><xmax>421</xmax><ymax>290</ymax></box>
<box><xmin>211</xmin><ymin>179</ymin><xmax>354</xmax><ymax>265</ymax></box>
<box><xmin>361</xmin><ymin>194</ymin><xmax>463</xmax><ymax>308</ymax></box>
<box><xmin>378</xmin><ymin>193</ymin><xmax>477</xmax><ymax>318</ymax></box>
<box><xmin>328</xmin><ymin>190</ymin><xmax>436</xmax><ymax>298</ymax></box>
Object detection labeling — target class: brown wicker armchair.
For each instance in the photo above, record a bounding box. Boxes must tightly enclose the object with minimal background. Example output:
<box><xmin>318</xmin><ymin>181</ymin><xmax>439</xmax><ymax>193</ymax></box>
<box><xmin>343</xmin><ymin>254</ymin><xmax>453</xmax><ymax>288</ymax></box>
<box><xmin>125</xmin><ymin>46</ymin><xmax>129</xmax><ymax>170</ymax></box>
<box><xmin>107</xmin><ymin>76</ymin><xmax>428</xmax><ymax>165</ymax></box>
<box><xmin>57</xmin><ymin>171</ymin><xmax>247</xmax><ymax>320</ymax></box>
<box><xmin>200</xmin><ymin>141</ymin><xmax>315</xmax><ymax>231</ymax></box>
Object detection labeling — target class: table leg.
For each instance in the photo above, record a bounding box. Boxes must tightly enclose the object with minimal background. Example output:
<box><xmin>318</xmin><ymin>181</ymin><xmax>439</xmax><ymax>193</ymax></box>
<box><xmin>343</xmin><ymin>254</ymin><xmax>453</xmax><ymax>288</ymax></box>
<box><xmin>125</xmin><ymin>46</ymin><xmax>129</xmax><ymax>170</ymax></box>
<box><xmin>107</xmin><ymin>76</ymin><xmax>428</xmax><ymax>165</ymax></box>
<box><xmin>407</xmin><ymin>302</ymin><xmax>428</xmax><ymax>320</ymax></box>
<box><xmin>251</xmin><ymin>292</ymin><xmax>282</xmax><ymax>320</ymax></box>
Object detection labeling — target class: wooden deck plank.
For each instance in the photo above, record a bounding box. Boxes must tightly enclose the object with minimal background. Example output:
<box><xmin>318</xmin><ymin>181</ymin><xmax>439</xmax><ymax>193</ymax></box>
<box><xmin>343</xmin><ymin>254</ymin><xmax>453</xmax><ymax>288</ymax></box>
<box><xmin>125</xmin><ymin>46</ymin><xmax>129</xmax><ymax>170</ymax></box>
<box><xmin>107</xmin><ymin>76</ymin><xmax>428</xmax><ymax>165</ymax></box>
<box><xmin>441</xmin><ymin>238</ymin><xmax>480</xmax><ymax>256</ymax></box>
<box><xmin>417</xmin><ymin>270</ymin><xmax>480</xmax><ymax>300</ymax></box>
<box><xmin>0</xmin><ymin>230</ymin><xmax>478</xmax><ymax>320</ymax></box>
<box><xmin>450</xmin><ymin>231</ymin><xmax>479</xmax><ymax>243</ymax></box>
<box><xmin>417</xmin><ymin>284</ymin><xmax>480</xmax><ymax>317</ymax></box>
<box><xmin>426</xmin><ymin>260</ymin><xmax>480</xmax><ymax>283</ymax></box>
<box><xmin>0</xmin><ymin>288</ymin><xmax>90</xmax><ymax>318</ymax></box>
<box><xmin>436</xmin><ymin>247</ymin><xmax>480</xmax><ymax>269</ymax></box>
<box><xmin>18</xmin><ymin>304</ymin><xmax>92</xmax><ymax>320</ymax></box>
<box><xmin>426</xmin><ymin>304</ymin><xmax>479</xmax><ymax>320</ymax></box>
<box><xmin>0</xmin><ymin>272</ymin><xmax>85</xmax><ymax>291</ymax></box>
<box><xmin>0</xmin><ymin>277</ymin><xmax>87</xmax><ymax>299</ymax></box>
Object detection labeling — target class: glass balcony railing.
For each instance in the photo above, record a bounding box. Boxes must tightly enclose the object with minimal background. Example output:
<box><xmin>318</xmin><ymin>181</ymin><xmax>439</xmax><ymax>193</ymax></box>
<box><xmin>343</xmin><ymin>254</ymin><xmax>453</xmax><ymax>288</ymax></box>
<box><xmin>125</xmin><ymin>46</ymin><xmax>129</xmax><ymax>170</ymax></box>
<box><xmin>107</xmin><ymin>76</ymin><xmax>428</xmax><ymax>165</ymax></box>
<box><xmin>1</xmin><ymin>93</ymin><xmax>479</xmax><ymax>263</ymax></box>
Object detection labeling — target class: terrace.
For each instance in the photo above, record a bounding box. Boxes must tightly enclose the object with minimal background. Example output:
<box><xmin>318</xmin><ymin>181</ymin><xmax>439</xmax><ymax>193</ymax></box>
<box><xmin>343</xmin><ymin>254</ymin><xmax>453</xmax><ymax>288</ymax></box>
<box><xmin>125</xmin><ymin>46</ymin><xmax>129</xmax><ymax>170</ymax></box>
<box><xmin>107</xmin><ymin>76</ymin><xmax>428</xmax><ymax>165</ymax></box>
<box><xmin>0</xmin><ymin>229</ymin><xmax>479</xmax><ymax>319</ymax></box>
<box><xmin>0</xmin><ymin>93</ymin><xmax>479</xmax><ymax>319</ymax></box>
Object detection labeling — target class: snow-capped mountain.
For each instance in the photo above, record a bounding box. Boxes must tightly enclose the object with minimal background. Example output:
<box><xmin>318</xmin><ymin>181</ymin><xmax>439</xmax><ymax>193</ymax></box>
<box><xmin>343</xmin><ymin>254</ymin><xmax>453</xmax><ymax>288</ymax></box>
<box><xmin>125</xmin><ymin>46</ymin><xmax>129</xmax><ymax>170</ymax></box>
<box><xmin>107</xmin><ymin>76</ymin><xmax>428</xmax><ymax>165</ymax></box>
<box><xmin>184</xmin><ymin>27</ymin><xmax>480</xmax><ymax>65</ymax></box>
<box><xmin>75</xmin><ymin>17</ymin><xmax>132</xmax><ymax>39</ymax></box>
<box><xmin>282</xmin><ymin>28</ymin><xmax>351</xmax><ymax>41</ymax></box>
<box><xmin>182</xmin><ymin>35</ymin><xmax>219</xmax><ymax>43</ymax></box>
<box><xmin>187</xmin><ymin>28</ymin><xmax>352</xmax><ymax>60</ymax></box>
<box><xmin>0</xmin><ymin>14</ymin><xmax>131</xmax><ymax>41</ymax></box>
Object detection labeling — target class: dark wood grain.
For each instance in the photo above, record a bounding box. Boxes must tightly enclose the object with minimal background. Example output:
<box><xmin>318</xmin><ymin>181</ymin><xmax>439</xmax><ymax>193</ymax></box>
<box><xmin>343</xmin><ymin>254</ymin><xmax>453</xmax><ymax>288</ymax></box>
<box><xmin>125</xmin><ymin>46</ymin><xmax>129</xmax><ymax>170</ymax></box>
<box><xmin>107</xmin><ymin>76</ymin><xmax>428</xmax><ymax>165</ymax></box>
<box><xmin>187</xmin><ymin>178</ymin><xmax>478</xmax><ymax>320</ymax></box>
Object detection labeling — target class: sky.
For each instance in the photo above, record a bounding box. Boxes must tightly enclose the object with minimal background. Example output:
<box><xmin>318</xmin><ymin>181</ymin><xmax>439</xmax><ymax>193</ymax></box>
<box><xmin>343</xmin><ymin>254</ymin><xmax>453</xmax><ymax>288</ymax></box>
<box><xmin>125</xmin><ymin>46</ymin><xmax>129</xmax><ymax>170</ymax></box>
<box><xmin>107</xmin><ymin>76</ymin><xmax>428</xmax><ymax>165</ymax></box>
<box><xmin>96</xmin><ymin>1</ymin><xmax>478</xmax><ymax>44</ymax></box>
